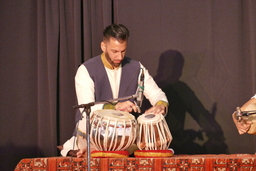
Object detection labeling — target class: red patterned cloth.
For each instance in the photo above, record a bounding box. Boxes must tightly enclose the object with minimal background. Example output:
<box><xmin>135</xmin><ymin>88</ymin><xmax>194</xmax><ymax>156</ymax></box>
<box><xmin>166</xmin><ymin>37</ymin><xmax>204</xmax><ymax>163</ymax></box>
<box><xmin>15</xmin><ymin>154</ymin><xmax>256</xmax><ymax>171</ymax></box>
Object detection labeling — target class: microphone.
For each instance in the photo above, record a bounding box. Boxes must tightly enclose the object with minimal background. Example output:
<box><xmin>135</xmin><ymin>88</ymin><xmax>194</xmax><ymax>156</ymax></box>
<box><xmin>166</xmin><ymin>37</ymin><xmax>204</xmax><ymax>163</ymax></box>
<box><xmin>72</xmin><ymin>102</ymin><xmax>95</xmax><ymax>109</ymax></box>
<box><xmin>136</xmin><ymin>68</ymin><xmax>145</xmax><ymax>110</ymax></box>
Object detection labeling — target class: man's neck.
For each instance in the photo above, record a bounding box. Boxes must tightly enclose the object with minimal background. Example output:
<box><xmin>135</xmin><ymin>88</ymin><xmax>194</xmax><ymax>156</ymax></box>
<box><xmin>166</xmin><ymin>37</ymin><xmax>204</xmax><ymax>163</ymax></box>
<box><xmin>101</xmin><ymin>52</ymin><xmax>120</xmax><ymax>70</ymax></box>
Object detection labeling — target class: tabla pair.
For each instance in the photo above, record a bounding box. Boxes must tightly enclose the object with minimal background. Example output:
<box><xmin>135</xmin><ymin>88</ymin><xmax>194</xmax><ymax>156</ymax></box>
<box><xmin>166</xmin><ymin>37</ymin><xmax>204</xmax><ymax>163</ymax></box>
<box><xmin>77</xmin><ymin>109</ymin><xmax>173</xmax><ymax>157</ymax></box>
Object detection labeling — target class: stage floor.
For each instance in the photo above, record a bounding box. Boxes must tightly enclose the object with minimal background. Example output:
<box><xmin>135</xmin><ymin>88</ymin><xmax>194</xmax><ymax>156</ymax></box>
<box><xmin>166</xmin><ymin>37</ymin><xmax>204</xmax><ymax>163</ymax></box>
<box><xmin>15</xmin><ymin>154</ymin><xmax>256</xmax><ymax>171</ymax></box>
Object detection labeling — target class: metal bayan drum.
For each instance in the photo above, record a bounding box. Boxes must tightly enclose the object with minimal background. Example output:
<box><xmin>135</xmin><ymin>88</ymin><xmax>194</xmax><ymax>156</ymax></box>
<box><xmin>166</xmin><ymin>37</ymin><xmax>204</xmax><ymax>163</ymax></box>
<box><xmin>90</xmin><ymin>109</ymin><xmax>137</xmax><ymax>151</ymax></box>
<box><xmin>136</xmin><ymin>113</ymin><xmax>172</xmax><ymax>150</ymax></box>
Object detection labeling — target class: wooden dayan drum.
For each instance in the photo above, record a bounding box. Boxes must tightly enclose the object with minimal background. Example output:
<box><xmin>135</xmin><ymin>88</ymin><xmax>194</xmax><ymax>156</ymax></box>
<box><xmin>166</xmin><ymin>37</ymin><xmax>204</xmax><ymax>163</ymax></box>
<box><xmin>136</xmin><ymin>113</ymin><xmax>172</xmax><ymax>150</ymax></box>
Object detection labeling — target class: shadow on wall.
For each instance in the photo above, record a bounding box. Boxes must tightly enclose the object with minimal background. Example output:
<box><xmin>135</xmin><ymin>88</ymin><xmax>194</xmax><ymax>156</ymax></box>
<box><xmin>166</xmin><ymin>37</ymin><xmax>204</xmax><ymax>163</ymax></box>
<box><xmin>142</xmin><ymin>50</ymin><xmax>229</xmax><ymax>154</ymax></box>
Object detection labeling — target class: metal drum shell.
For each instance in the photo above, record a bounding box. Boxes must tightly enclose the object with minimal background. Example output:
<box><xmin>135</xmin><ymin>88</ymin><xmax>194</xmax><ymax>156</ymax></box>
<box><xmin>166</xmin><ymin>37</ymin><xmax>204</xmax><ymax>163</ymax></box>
<box><xmin>90</xmin><ymin>109</ymin><xmax>137</xmax><ymax>151</ymax></box>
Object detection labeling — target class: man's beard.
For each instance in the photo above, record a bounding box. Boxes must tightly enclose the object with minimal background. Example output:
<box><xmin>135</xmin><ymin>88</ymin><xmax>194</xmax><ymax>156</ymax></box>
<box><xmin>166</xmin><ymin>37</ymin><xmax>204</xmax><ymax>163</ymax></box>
<box><xmin>105</xmin><ymin>52</ymin><xmax>120</xmax><ymax>68</ymax></box>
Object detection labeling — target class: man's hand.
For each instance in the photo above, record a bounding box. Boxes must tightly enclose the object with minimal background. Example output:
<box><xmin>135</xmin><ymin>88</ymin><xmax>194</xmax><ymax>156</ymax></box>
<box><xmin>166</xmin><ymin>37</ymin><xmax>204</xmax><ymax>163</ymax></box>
<box><xmin>115</xmin><ymin>101</ymin><xmax>138</xmax><ymax>113</ymax></box>
<box><xmin>232</xmin><ymin>112</ymin><xmax>252</xmax><ymax>134</ymax></box>
<box><xmin>145</xmin><ymin>104</ymin><xmax>166</xmax><ymax>115</ymax></box>
<box><xmin>76</xmin><ymin>148</ymin><xmax>86</xmax><ymax>158</ymax></box>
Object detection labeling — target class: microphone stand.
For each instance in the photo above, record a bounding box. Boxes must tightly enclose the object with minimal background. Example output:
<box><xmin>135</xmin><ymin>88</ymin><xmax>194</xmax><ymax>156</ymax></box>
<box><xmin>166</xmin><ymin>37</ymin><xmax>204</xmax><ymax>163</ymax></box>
<box><xmin>74</xmin><ymin>102</ymin><xmax>94</xmax><ymax>171</ymax></box>
<box><xmin>72</xmin><ymin>94</ymin><xmax>138</xmax><ymax>171</ymax></box>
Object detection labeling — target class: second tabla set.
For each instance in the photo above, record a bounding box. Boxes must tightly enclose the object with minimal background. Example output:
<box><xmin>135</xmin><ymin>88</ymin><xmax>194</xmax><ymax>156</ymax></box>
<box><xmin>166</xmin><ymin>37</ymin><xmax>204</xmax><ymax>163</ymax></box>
<box><xmin>235</xmin><ymin>103</ymin><xmax>256</xmax><ymax>135</ymax></box>
<box><xmin>77</xmin><ymin>109</ymin><xmax>174</xmax><ymax>158</ymax></box>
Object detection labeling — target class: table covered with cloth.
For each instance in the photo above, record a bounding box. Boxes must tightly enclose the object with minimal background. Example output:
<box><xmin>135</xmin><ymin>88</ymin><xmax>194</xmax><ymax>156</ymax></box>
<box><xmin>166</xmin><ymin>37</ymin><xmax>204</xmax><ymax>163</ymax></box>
<box><xmin>15</xmin><ymin>154</ymin><xmax>256</xmax><ymax>171</ymax></box>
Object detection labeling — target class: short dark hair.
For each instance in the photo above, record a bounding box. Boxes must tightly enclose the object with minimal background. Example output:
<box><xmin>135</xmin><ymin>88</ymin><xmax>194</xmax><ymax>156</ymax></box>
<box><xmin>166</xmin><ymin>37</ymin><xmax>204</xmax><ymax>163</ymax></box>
<box><xmin>103</xmin><ymin>24</ymin><xmax>129</xmax><ymax>42</ymax></box>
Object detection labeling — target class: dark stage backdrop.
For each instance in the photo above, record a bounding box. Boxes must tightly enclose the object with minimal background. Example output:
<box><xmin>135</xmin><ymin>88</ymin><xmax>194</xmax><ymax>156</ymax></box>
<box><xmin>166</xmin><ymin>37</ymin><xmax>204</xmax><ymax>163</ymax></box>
<box><xmin>0</xmin><ymin>0</ymin><xmax>256</xmax><ymax>170</ymax></box>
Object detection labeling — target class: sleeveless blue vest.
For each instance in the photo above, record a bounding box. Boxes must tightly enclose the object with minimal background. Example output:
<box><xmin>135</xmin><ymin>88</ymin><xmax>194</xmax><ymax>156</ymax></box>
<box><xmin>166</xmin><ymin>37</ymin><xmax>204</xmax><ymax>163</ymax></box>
<box><xmin>84</xmin><ymin>55</ymin><xmax>140</xmax><ymax>102</ymax></box>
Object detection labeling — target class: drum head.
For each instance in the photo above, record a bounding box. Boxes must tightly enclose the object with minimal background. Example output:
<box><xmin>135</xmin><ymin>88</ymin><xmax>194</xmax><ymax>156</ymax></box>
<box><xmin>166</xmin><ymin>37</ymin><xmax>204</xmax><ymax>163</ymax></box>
<box><xmin>137</xmin><ymin>113</ymin><xmax>164</xmax><ymax>123</ymax></box>
<box><xmin>93</xmin><ymin>109</ymin><xmax>135</xmax><ymax>120</ymax></box>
